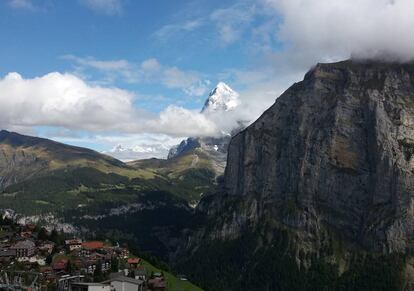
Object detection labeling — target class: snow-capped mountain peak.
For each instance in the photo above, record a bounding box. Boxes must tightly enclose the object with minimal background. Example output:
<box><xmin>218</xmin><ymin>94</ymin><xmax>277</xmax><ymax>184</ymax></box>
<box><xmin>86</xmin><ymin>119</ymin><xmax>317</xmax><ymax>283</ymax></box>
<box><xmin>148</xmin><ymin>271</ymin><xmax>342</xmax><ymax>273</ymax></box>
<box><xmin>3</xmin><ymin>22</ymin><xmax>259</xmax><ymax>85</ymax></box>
<box><xmin>201</xmin><ymin>82</ymin><xmax>240</xmax><ymax>113</ymax></box>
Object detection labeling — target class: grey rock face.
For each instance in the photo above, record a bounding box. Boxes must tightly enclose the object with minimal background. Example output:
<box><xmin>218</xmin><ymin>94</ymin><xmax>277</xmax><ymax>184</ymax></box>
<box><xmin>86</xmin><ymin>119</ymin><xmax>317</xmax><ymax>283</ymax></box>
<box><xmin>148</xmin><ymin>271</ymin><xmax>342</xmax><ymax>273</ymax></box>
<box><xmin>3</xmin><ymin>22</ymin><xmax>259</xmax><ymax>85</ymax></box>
<box><xmin>168</xmin><ymin>136</ymin><xmax>231</xmax><ymax>174</ymax></box>
<box><xmin>0</xmin><ymin>147</ymin><xmax>48</xmax><ymax>189</ymax></box>
<box><xmin>194</xmin><ymin>60</ymin><xmax>414</xmax><ymax>257</ymax></box>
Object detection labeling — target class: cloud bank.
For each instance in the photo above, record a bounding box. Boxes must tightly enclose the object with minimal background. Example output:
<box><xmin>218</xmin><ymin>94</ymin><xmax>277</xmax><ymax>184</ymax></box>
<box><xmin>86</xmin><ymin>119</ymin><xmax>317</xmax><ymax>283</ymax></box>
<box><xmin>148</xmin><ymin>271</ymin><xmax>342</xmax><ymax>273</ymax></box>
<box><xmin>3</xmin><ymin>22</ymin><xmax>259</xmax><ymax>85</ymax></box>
<box><xmin>267</xmin><ymin>0</ymin><xmax>414</xmax><ymax>62</ymax></box>
<box><xmin>0</xmin><ymin>72</ymin><xmax>221</xmax><ymax>138</ymax></box>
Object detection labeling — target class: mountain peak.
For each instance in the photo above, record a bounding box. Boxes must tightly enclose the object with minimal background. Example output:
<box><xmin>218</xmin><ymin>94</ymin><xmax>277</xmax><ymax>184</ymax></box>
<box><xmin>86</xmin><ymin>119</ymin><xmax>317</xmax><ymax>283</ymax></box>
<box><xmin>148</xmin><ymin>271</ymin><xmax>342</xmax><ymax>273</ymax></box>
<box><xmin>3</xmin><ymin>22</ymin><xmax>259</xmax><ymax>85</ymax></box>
<box><xmin>201</xmin><ymin>82</ymin><xmax>240</xmax><ymax>113</ymax></box>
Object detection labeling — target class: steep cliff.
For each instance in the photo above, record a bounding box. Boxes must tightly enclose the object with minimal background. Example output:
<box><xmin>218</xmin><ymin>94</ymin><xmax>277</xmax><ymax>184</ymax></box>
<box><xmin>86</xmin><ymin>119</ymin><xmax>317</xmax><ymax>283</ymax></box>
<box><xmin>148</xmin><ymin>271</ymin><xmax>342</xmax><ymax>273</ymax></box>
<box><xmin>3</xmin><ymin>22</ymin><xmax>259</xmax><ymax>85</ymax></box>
<box><xmin>177</xmin><ymin>60</ymin><xmax>414</xmax><ymax>290</ymax></box>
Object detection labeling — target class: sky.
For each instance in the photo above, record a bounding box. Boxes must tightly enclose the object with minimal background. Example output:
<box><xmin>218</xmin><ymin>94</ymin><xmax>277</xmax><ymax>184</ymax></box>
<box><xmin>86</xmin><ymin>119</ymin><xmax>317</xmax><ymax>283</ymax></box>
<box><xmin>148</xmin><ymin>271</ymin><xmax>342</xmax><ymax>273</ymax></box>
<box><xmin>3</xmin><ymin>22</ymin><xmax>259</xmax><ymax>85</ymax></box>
<box><xmin>1</xmin><ymin>0</ymin><xmax>413</xmax><ymax>160</ymax></box>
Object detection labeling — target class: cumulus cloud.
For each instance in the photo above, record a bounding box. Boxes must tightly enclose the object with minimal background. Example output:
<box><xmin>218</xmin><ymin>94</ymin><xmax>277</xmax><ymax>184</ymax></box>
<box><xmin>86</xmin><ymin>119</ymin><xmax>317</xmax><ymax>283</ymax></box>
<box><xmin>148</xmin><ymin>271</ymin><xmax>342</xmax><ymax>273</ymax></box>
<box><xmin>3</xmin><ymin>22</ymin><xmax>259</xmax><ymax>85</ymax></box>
<box><xmin>0</xmin><ymin>70</ymin><xmax>278</xmax><ymax>159</ymax></box>
<box><xmin>0</xmin><ymin>72</ymin><xmax>139</xmax><ymax>132</ymax></box>
<box><xmin>147</xmin><ymin>106</ymin><xmax>218</xmax><ymax>137</ymax></box>
<box><xmin>79</xmin><ymin>0</ymin><xmax>123</xmax><ymax>15</ymax></box>
<box><xmin>0</xmin><ymin>72</ymin><xmax>221</xmax><ymax>138</ymax></box>
<box><xmin>266</xmin><ymin>0</ymin><xmax>414</xmax><ymax>62</ymax></box>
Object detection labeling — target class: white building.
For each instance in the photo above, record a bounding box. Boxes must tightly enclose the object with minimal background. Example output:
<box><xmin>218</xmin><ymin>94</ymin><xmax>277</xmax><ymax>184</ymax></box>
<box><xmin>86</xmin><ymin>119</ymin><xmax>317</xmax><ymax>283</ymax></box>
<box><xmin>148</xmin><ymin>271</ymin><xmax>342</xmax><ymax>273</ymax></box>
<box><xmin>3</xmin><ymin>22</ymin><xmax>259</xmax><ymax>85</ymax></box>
<box><xmin>104</xmin><ymin>275</ymin><xmax>144</xmax><ymax>291</ymax></box>
<box><xmin>70</xmin><ymin>282</ymin><xmax>110</xmax><ymax>291</ymax></box>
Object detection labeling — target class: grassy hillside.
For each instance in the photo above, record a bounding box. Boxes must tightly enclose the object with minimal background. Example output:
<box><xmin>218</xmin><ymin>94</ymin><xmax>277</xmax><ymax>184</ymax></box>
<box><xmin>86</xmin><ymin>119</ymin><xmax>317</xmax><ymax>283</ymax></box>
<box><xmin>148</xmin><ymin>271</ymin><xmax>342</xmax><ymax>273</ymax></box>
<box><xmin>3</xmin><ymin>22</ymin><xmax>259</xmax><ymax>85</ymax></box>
<box><xmin>0</xmin><ymin>130</ymin><xmax>156</xmax><ymax>190</ymax></box>
<box><xmin>128</xmin><ymin>149</ymin><xmax>218</xmax><ymax>203</ymax></box>
<box><xmin>142</xmin><ymin>259</ymin><xmax>203</xmax><ymax>291</ymax></box>
<box><xmin>0</xmin><ymin>130</ymin><xmax>217</xmax><ymax>209</ymax></box>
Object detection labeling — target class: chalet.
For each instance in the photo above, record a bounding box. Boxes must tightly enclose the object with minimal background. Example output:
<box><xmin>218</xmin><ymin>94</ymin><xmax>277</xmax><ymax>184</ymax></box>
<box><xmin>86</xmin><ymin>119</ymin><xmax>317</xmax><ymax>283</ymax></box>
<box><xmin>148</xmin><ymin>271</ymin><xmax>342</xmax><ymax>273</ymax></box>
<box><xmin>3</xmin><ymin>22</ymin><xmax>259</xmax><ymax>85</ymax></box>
<box><xmin>11</xmin><ymin>239</ymin><xmax>36</xmax><ymax>257</ymax></box>
<box><xmin>39</xmin><ymin>266</ymin><xmax>53</xmax><ymax>275</ymax></box>
<box><xmin>52</xmin><ymin>259</ymin><xmax>68</xmax><ymax>272</ymax></box>
<box><xmin>82</xmin><ymin>241</ymin><xmax>104</xmax><ymax>249</ymax></box>
<box><xmin>65</xmin><ymin>238</ymin><xmax>83</xmax><ymax>252</ymax></box>
<box><xmin>118</xmin><ymin>248</ymin><xmax>129</xmax><ymax>259</ymax></box>
<box><xmin>69</xmin><ymin>243</ymin><xmax>82</xmax><ymax>252</ymax></box>
<box><xmin>38</xmin><ymin>241</ymin><xmax>55</xmax><ymax>254</ymax></box>
<box><xmin>65</xmin><ymin>238</ymin><xmax>82</xmax><ymax>245</ymax></box>
<box><xmin>127</xmin><ymin>258</ymin><xmax>141</xmax><ymax>269</ymax></box>
<box><xmin>81</xmin><ymin>241</ymin><xmax>105</xmax><ymax>256</ymax></box>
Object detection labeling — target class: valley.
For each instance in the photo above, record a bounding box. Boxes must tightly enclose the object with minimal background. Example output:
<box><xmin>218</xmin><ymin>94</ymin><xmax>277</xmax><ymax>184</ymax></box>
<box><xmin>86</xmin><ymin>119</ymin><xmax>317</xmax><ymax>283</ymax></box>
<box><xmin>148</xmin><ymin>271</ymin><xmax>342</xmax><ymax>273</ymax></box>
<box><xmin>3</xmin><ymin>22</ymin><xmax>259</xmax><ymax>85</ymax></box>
<box><xmin>3</xmin><ymin>61</ymin><xmax>414</xmax><ymax>291</ymax></box>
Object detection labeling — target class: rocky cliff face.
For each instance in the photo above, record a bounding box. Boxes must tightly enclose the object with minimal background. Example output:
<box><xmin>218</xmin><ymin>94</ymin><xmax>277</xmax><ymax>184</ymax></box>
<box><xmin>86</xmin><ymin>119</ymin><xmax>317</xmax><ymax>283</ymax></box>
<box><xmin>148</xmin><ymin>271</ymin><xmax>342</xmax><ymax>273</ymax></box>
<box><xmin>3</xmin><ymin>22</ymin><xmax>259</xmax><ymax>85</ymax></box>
<box><xmin>168</xmin><ymin>82</ymin><xmax>245</xmax><ymax>176</ymax></box>
<box><xmin>223</xmin><ymin>60</ymin><xmax>414</xmax><ymax>254</ymax></box>
<box><xmin>176</xmin><ymin>60</ymin><xmax>414</xmax><ymax>290</ymax></box>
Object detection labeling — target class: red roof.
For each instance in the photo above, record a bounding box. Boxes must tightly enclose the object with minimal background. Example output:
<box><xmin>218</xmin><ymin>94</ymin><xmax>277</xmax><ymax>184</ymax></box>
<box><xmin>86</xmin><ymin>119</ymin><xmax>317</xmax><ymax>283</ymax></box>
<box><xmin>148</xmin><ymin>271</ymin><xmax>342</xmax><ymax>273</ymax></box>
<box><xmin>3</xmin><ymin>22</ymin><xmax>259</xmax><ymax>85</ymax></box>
<box><xmin>127</xmin><ymin>258</ymin><xmax>141</xmax><ymax>264</ymax></box>
<box><xmin>52</xmin><ymin>259</ymin><xmax>68</xmax><ymax>271</ymax></box>
<box><xmin>82</xmin><ymin>241</ymin><xmax>104</xmax><ymax>250</ymax></box>
<box><xmin>39</xmin><ymin>266</ymin><xmax>53</xmax><ymax>273</ymax></box>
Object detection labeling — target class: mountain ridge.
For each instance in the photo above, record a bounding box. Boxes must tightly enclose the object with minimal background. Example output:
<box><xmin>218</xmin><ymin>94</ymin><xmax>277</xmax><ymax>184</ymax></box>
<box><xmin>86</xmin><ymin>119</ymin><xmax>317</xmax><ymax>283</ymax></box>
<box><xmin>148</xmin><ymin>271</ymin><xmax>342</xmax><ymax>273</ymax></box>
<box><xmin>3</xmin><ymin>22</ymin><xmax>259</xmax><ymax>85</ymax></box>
<box><xmin>0</xmin><ymin>129</ymin><xmax>131</xmax><ymax>189</ymax></box>
<box><xmin>175</xmin><ymin>59</ymin><xmax>414</xmax><ymax>290</ymax></box>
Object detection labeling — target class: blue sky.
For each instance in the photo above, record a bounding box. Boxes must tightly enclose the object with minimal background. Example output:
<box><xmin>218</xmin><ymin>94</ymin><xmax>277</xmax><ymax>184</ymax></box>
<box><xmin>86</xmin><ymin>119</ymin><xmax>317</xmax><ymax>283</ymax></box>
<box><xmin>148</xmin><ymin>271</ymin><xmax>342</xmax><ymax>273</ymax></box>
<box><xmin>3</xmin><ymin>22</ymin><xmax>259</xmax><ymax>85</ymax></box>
<box><xmin>0</xmin><ymin>0</ymin><xmax>290</xmax><ymax>160</ymax></box>
<box><xmin>0</xmin><ymin>0</ymin><xmax>407</xmax><ymax>160</ymax></box>
<box><xmin>0</xmin><ymin>1</ymin><xmax>250</xmax><ymax>107</ymax></box>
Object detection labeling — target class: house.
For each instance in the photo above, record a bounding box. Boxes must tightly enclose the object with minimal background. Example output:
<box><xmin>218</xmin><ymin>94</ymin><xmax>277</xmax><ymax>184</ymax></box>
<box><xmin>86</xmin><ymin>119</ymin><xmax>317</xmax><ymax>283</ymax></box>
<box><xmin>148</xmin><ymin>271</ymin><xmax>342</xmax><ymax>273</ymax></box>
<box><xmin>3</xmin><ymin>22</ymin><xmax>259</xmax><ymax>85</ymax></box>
<box><xmin>127</xmin><ymin>258</ymin><xmax>140</xmax><ymax>269</ymax></box>
<box><xmin>118</xmin><ymin>248</ymin><xmax>129</xmax><ymax>259</ymax></box>
<box><xmin>82</xmin><ymin>241</ymin><xmax>104</xmax><ymax>250</ymax></box>
<box><xmin>66</xmin><ymin>238</ymin><xmax>83</xmax><ymax>252</ymax></box>
<box><xmin>148</xmin><ymin>277</ymin><xmax>167</xmax><ymax>291</ymax></box>
<box><xmin>70</xmin><ymin>282</ymin><xmax>111</xmax><ymax>291</ymax></box>
<box><xmin>81</xmin><ymin>241</ymin><xmax>105</xmax><ymax>256</ymax></box>
<box><xmin>38</xmin><ymin>241</ymin><xmax>55</xmax><ymax>254</ymax></box>
<box><xmin>105</xmin><ymin>273</ymin><xmax>145</xmax><ymax>291</ymax></box>
<box><xmin>134</xmin><ymin>266</ymin><xmax>147</xmax><ymax>281</ymax></box>
<box><xmin>65</xmin><ymin>238</ymin><xmax>83</xmax><ymax>245</ymax></box>
<box><xmin>53</xmin><ymin>259</ymin><xmax>68</xmax><ymax>272</ymax></box>
<box><xmin>11</xmin><ymin>239</ymin><xmax>36</xmax><ymax>257</ymax></box>
<box><xmin>0</xmin><ymin>248</ymin><xmax>16</xmax><ymax>262</ymax></box>
<box><xmin>39</xmin><ymin>266</ymin><xmax>53</xmax><ymax>275</ymax></box>
<box><xmin>69</xmin><ymin>243</ymin><xmax>82</xmax><ymax>252</ymax></box>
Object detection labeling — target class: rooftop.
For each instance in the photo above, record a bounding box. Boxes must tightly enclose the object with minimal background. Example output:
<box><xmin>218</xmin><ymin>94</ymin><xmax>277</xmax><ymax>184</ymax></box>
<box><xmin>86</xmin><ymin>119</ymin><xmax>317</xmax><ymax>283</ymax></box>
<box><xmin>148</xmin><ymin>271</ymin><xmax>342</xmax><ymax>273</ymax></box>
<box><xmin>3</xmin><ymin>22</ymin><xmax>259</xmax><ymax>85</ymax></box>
<box><xmin>81</xmin><ymin>241</ymin><xmax>104</xmax><ymax>250</ymax></box>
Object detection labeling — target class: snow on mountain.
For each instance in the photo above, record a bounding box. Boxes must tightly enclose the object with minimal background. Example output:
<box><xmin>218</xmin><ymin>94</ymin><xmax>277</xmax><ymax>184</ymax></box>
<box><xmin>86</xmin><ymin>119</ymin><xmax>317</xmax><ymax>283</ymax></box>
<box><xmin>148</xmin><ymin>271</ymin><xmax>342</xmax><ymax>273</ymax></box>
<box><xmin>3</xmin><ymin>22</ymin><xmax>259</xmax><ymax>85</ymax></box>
<box><xmin>201</xmin><ymin>82</ymin><xmax>240</xmax><ymax>113</ymax></box>
<box><xmin>167</xmin><ymin>82</ymin><xmax>244</xmax><ymax>162</ymax></box>
<box><xmin>105</xmin><ymin>143</ymin><xmax>173</xmax><ymax>161</ymax></box>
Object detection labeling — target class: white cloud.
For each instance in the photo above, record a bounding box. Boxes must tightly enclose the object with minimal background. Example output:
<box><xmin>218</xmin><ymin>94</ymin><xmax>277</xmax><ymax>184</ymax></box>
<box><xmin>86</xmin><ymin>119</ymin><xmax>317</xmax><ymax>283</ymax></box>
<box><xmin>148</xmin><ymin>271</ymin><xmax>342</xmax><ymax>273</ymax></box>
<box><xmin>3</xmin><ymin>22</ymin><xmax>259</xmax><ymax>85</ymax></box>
<box><xmin>62</xmin><ymin>55</ymin><xmax>130</xmax><ymax>71</ymax></box>
<box><xmin>210</xmin><ymin>3</ymin><xmax>257</xmax><ymax>45</ymax></box>
<box><xmin>79</xmin><ymin>0</ymin><xmax>123</xmax><ymax>15</ymax></box>
<box><xmin>0</xmin><ymin>70</ymin><xmax>282</xmax><ymax>159</ymax></box>
<box><xmin>0</xmin><ymin>72</ymin><xmax>222</xmax><ymax>139</ymax></box>
<box><xmin>266</xmin><ymin>0</ymin><xmax>414</xmax><ymax>62</ymax></box>
<box><xmin>0</xmin><ymin>72</ymin><xmax>138</xmax><ymax>132</ymax></box>
<box><xmin>154</xmin><ymin>1</ymin><xmax>264</xmax><ymax>47</ymax></box>
<box><xmin>8</xmin><ymin>0</ymin><xmax>36</xmax><ymax>10</ymax></box>
<box><xmin>64</xmin><ymin>56</ymin><xmax>209</xmax><ymax>97</ymax></box>
<box><xmin>154</xmin><ymin>20</ymin><xmax>203</xmax><ymax>40</ymax></box>
<box><xmin>147</xmin><ymin>106</ymin><xmax>218</xmax><ymax>137</ymax></box>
